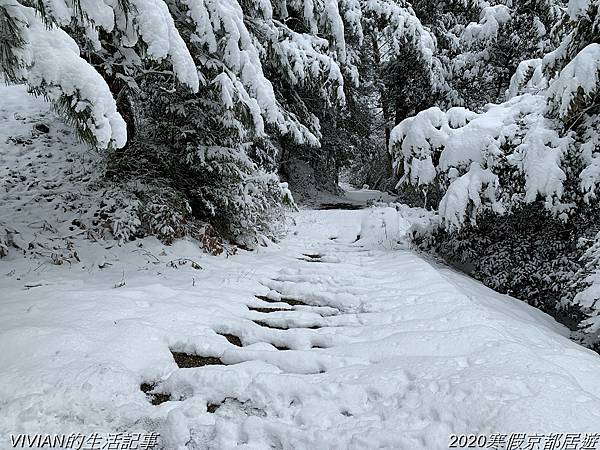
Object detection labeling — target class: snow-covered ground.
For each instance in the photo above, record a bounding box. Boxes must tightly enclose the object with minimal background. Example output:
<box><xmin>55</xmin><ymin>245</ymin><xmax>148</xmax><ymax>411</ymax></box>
<box><xmin>2</xmin><ymin>86</ymin><xmax>600</xmax><ymax>450</ymax></box>
<box><xmin>3</xmin><ymin>206</ymin><xmax>600</xmax><ymax>449</ymax></box>
<box><xmin>0</xmin><ymin>85</ymin><xmax>111</xmax><ymax>261</ymax></box>
<box><xmin>299</xmin><ymin>182</ymin><xmax>398</xmax><ymax>210</ymax></box>
<box><xmin>338</xmin><ymin>182</ymin><xmax>398</xmax><ymax>205</ymax></box>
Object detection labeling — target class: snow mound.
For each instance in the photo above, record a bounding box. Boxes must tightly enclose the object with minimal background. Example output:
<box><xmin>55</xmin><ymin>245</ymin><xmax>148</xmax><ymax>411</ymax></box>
<box><xmin>358</xmin><ymin>207</ymin><xmax>403</xmax><ymax>248</ymax></box>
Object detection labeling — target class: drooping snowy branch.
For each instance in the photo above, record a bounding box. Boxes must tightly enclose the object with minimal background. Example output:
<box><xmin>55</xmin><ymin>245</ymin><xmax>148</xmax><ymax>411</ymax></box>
<box><xmin>3</xmin><ymin>1</ymin><xmax>126</xmax><ymax>149</ymax></box>
<box><xmin>546</xmin><ymin>44</ymin><xmax>600</xmax><ymax>122</ymax></box>
<box><xmin>461</xmin><ymin>5</ymin><xmax>511</xmax><ymax>46</ymax></box>
<box><xmin>390</xmin><ymin>94</ymin><xmax>572</xmax><ymax>228</ymax></box>
<box><xmin>506</xmin><ymin>59</ymin><xmax>547</xmax><ymax>99</ymax></box>
<box><xmin>128</xmin><ymin>0</ymin><xmax>199</xmax><ymax>92</ymax></box>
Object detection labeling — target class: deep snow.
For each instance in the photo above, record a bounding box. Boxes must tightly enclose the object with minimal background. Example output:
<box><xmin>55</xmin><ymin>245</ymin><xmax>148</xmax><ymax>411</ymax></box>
<box><xmin>2</xmin><ymin>86</ymin><xmax>600</xmax><ymax>450</ymax></box>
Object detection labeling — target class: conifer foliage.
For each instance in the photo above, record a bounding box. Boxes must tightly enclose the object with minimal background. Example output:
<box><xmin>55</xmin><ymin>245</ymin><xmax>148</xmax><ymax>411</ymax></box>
<box><xmin>391</xmin><ymin>0</ymin><xmax>600</xmax><ymax>347</ymax></box>
<box><xmin>0</xmin><ymin>0</ymin><xmax>435</xmax><ymax>246</ymax></box>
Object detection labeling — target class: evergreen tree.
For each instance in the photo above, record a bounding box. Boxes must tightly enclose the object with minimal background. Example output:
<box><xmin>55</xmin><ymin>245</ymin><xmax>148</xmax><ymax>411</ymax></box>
<box><xmin>390</xmin><ymin>0</ymin><xmax>600</xmax><ymax>344</ymax></box>
<box><xmin>452</xmin><ymin>0</ymin><xmax>562</xmax><ymax>107</ymax></box>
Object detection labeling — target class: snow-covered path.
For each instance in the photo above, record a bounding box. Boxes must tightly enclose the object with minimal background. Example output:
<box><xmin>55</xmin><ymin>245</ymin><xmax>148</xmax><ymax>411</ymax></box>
<box><xmin>2</xmin><ymin>206</ymin><xmax>600</xmax><ymax>449</ymax></box>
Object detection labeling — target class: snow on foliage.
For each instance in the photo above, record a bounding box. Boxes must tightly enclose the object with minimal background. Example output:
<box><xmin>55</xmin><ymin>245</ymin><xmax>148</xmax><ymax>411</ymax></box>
<box><xmin>130</xmin><ymin>0</ymin><xmax>199</xmax><ymax>92</ymax></box>
<box><xmin>0</xmin><ymin>0</ymin><xmax>200</xmax><ymax>148</ymax></box>
<box><xmin>391</xmin><ymin>93</ymin><xmax>571</xmax><ymax>228</ymax></box>
<box><xmin>4</xmin><ymin>2</ymin><xmax>127</xmax><ymax>149</ymax></box>
<box><xmin>574</xmin><ymin>231</ymin><xmax>600</xmax><ymax>345</ymax></box>
<box><xmin>1</xmin><ymin>0</ymin><xmax>438</xmax><ymax>150</ymax></box>
<box><xmin>390</xmin><ymin>0</ymin><xmax>600</xmax><ymax>229</ymax></box>
<box><xmin>461</xmin><ymin>5</ymin><xmax>511</xmax><ymax>45</ymax></box>
<box><xmin>546</xmin><ymin>44</ymin><xmax>600</xmax><ymax>121</ymax></box>
<box><xmin>579</xmin><ymin>124</ymin><xmax>600</xmax><ymax>201</ymax></box>
<box><xmin>28</xmin><ymin>0</ymin><xmax>200</xmax><ymax>91</ymax></box>
<box><xmin>506</xmin><ymin>59</ymin><xmax>548</xmax><ymax>98</ymax></box>
<box><xmin>438</xmin><ymin>163</ymin><xmax>502</xmax><ymax>229</ymax></box>
<box><xmin>186</xmin><ymin>0</ymin><xmax>291</xmax><ymax>134</ymax></box>
<box><xmin>435</xmin><ymin>0</ymin><xmax>560</xmax><ymax>108</ymax></box>
<box><xmin>364</xmin><ymin>0</ymin><xmax>435</xmax><ymax>62</ymax></box>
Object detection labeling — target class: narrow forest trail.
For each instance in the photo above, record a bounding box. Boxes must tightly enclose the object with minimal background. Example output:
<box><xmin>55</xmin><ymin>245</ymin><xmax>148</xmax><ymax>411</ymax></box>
<box><xmin>3</xmin><ymin>204</ymin><xmax>600</xmax><ymax>449</ymax></box>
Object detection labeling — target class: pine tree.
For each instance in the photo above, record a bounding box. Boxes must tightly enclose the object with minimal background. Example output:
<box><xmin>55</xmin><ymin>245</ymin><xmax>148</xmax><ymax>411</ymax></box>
<box><xmin>389</xmin><ymin>0</ymin><xmax>600</xmax><ymax>343</ymax></box>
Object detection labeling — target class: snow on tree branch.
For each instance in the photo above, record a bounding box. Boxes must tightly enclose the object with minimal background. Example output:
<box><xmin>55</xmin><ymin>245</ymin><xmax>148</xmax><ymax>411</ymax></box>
<box><xmin>546</xmin><ymin>43</ymin><xmax>600</xmax><ymax>121</ymax></box>
<box><xmin>461</xmin><ymin>5</ymin><xmax>511</xmax><ymax>46</ymax></box>
<box><xmin>2</xmin><ymin>1</ymin><xmax>126</xmax><ymax>149</ymax></box>
<box><xmin>129</xmin><ymin>0</ymin><xmax>199</xmax><ymax>92</ymax></box>
<box><xmin>390</xmin><ymin>94</ymin><xmax>571</xmax><ymax>228</ymax></box>
<box><xmin>506</xmin><ymin>59</ymin><xmax>547</xmax><ymax>99</ymax></box>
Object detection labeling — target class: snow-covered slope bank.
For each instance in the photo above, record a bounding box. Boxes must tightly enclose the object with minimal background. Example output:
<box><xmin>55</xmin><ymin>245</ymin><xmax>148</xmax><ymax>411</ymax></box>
<box><xmin>2</xmin><ymin>205</ymin><xmax>600</xmax><ymax>449</ymax></box>
<box><xmin>0</xmin><ymin>84</ymin><xmax>116</xmax><ymax>261</ymax></box>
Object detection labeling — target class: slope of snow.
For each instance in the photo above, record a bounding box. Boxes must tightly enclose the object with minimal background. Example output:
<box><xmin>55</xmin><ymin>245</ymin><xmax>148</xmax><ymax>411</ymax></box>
<box><xmin>2</xmin><ymin>86</ymin><xmax>600</xmax><ymax>449</ymax></box>
<box><xmin>0</xmin><ymin>85</ymin><xmax>109</xmax><ymax>259</ymax></box>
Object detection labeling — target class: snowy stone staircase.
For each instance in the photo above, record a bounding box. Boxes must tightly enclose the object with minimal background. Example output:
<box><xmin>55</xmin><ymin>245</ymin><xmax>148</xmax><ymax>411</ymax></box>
<box><xmin>139</xmin><ymin>248</ymin><xmax>360</xmax><ymax>410</ymax></box>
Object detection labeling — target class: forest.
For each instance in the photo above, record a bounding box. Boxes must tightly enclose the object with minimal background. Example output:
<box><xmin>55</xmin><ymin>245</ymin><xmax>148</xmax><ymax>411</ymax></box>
<box><xmin>2</xmin><ymin>0</ymin><xmax>600</xmax><ymax>448</ymax></box>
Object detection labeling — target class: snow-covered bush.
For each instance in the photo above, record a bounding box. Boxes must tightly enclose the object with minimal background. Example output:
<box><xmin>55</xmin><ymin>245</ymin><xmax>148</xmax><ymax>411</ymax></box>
<box><xmin>98</xmin><ymin>186</ymin><xmax>197</xmax><ymax>246</ymax></box>
<box><xmin>103</xmin><ymin>72</ymin><xmax>295</xmax><ymax>247</ymax></box>
<box><xmin>95</xmin><ymin>189</ymin><xmax>143</xmax><ymax>243</ymax></box>
<box><xmin>573</xmin><ymin>231</ymin><xmax>600</xmax><ymax>350</ymax></box>
<box><xmin>358</xmin><ymin>207</ymin><xmax>403</xmax><ymax>249</ymax></box>
<box><xmin>95</xmin><ymin>183</ymin><xmax>233</xmax><ymax>254</ymax></box>
<box><xmin>393</xmin><ymin>0</ymin><xmax>600</xmax><ymax>347</ymax></box>
<box><xmin>390</xmin><ymin>94</ymin><xmax>575</xmax><ymax>228</ymax></box>
<box><xmin>412</xmin><ymin>205</ymin><xmax>589</xmax><ymax>320</ymax></box>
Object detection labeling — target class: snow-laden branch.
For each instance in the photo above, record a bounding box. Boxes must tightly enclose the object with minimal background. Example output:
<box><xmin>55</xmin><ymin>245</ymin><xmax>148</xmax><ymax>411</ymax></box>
<box><xmin>461</xmin><ymin>5</ymin><xmax>511</xmax><ymax>46</ymax></box>
<box><xmin>390</xmin><ymin>94</ymin><xmax>571</xmax><ymax>228</ymax></box>
<box><xmin>546</xmin><ymin>43</ymin><xmax>600</xmax><ymax>121</ymax></box>
<box><xmin>4</xmin><ymin>1</ymin><xmax>126</xmax><ymax>149</ymax></box>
